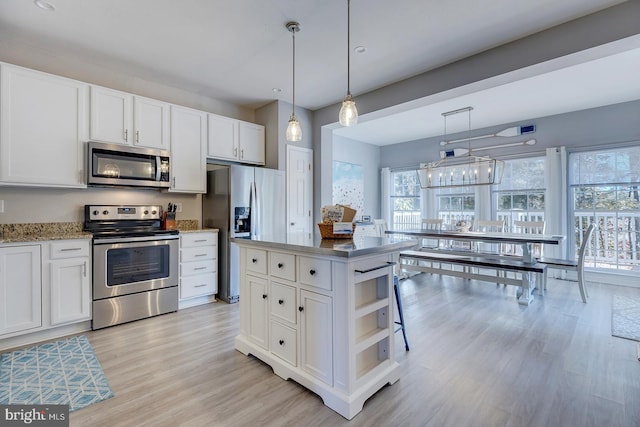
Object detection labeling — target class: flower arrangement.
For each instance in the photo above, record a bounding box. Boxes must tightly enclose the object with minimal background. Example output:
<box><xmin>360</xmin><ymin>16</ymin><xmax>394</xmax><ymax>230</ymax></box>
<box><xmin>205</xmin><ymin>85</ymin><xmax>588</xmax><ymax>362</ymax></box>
<box><xmin>455</xmin><ymin>220</ymin><xmax>470</xmax><ymax>232</ymax></box>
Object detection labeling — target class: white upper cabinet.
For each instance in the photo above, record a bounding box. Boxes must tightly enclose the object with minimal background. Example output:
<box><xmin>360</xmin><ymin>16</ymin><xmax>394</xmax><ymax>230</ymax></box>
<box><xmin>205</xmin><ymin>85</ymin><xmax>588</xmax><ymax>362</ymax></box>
<box><xmin>207</xmin><ymin>113</ymin><xmax>238</xmax><ymax>161</ymax></box>
<box><xmin>133</xmin><ymin>96</ymin><xmax>170</xmax><ymax>149</ymax></box>
<box><xmin>90</xmin><ymin>86</ymin><xmax>169</xmax><ymax>150</ymax></box>
<box><xmin>0</xmin><ymin>64</ymin><xmax>88</xmax><ymax>188</ymax></box>
<box><xmin>170</xmin><ymin>104</ymin><xmax>207</xmax><ymax>193</ymax></box>
<box><xmin>239</xmin><ymin>121</ymin><xmax>266</xmax><ymax>165</ymax></box>
<box><xmin>208</xmin><ymin>114</ymin><xmax>265</xmax><ymax>165</ymax></box>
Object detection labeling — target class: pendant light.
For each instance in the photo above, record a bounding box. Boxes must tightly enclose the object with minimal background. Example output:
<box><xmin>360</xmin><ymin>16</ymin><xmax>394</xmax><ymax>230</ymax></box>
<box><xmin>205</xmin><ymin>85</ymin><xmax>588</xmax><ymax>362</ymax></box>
<box><xmin>285</xmin><ymin>22</ymin><xmax>302</xmax><ymax>142</ymax></box>
<box><xmin>338</xmin><ymin>0</ymin><xmax>358</xmax><ymax>126</ymax></box>
<box><xmin>417</xmin><ymin>107</ymin><xmax>505</xmax><ymax>189</ymax></box>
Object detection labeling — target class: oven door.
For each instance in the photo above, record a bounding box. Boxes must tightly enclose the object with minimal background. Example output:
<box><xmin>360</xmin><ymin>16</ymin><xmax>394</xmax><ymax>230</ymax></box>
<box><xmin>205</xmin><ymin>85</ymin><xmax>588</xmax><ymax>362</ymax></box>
<box><xmin>93</xmin><ymin>234</ymin><xmax>179</xmax><ymax>300</ymax></box>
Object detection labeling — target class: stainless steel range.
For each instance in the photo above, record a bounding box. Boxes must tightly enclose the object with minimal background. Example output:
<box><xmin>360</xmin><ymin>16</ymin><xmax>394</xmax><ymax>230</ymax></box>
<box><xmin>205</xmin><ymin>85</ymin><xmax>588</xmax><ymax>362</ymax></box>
<box><xmin>85</xmin><ymin>204</ymin><xmax>179</xmax><ymax>330</ymax></box>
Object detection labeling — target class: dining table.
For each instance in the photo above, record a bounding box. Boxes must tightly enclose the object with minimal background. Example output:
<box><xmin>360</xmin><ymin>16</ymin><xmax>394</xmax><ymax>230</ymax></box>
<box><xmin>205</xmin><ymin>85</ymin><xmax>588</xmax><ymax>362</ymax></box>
<box><xmin>386</xmin><ymin>228</ymin><xmax>566</xmax><ymax>305</ymax></box>
<box><xmin>384</xmin><ymin>228</ymin><xmax>565</xmax><ymax>264</ymax></box>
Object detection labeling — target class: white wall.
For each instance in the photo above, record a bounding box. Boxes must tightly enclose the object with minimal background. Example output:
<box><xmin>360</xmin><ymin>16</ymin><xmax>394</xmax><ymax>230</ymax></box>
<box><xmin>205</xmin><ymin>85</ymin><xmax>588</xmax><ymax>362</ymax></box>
<box><xmin>332</xmin><ymin>135</ymin><xmax>381</xmax><ymax>219</ymax></box>
<box><xmin>0</xmin><ymin>186</ymin><xmax>200</xmax><ymax>224</ymax></box>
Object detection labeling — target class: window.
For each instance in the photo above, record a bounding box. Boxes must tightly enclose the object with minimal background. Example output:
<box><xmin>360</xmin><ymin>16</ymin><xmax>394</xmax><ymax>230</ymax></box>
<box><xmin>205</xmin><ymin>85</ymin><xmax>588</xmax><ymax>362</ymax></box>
<box><xmin>391</xmin><ymin>170</ymin><xmax>421</xmax><ymax>230</ymax></box>
<box><xmin>492</xmin><ymin>157</ymin><xmax>545</xmax><ymax>230</ymax></box>
<box><xmin>570</xmin><ymin>146</ymin><xmax>640</xmax><ymax>271</ymax></box>
<box><xmin>435</xmin><ymin>187</ymin><xmax>475</xmax><ymax>227</ymax></box>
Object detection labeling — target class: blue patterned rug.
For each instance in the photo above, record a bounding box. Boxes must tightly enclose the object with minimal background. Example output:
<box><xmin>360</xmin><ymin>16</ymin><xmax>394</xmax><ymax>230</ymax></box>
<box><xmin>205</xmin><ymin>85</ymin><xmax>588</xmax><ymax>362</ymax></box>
<box><xmin>0</xmin><ymin>335</ymin><xmax>113</xmax><ymax>411</ymax></box>
<box><xmin>612</xmin><ymin>294</ymin><xmax>640</xmax><ymax>342</ymax></box>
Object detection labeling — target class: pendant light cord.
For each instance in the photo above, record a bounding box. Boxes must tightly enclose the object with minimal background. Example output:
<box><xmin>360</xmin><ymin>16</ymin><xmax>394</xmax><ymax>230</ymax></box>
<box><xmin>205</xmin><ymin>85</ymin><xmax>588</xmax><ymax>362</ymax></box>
<box><xmin>292</xmin><ymin>26</ymin><xmax>296</xmax><ymax>115</ymax></box>
<box><xmin>347</xmin><ymin>0</ymin><xmax>351</xmax><ymax>96</ymax></box>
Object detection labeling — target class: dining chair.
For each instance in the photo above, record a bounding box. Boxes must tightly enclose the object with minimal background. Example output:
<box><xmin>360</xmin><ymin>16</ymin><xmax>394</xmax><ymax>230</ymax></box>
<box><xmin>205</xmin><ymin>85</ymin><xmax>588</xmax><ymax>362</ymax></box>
<box><xmin>373</xmin><ymin>219</ymin><xmax>388</xmax><ymax>237</ymax></box>
<box><xmin>540</xmin><ymin>223</ymin><xmax>596</xmax><ymax>303</ymax></box>
<box><xmin>473</xmin><ymin>219</ymin><xmax>505</xmax><ymax>254</ymax></box>
<box><xmin>420</xmin><ymin>219</ymin><xmax>444</xmax><ymax>249</ymax></box>
<box><xmin>511</xmin><ymin>220</ymin><xmax>546</xmax><ymax>257</ymax></box>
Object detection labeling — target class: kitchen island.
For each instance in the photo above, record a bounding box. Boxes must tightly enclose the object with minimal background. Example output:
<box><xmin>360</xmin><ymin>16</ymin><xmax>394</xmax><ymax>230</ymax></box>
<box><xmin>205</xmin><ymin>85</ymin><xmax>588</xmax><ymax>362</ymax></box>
<box><xmin>231</xmin><ymin>234</ymin><xmax>417</xmax><ymax>419</ymax></box>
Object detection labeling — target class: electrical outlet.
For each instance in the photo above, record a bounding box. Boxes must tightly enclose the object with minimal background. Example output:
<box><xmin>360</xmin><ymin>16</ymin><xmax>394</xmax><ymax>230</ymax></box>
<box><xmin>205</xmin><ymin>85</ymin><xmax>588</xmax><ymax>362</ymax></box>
<box><xmin>175</xmin><ymin>202</ymin><xmax>183</xmax><ymax>213</ymax></box>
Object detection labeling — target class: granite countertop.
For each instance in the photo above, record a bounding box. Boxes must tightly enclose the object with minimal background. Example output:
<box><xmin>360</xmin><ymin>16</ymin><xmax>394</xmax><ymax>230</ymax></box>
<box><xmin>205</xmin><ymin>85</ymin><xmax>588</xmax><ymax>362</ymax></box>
<box><xmin>178</xmin><ymin>228</ymin><xmax>219</xmax><ymax>233</ymax></box>
<box><xmin>0</xmin><ymin>222</ymin><xmax>92</xmax><ymax>244</ymax></box>
<box><xmin>231</xmin><ymin>233</ymin><xmax>418</xmax><ymax>258</ymax></box>
<box><xmin>0</xmin><ymin>220</ymin><xmax>217</xmax><ymax>244</ymax></box>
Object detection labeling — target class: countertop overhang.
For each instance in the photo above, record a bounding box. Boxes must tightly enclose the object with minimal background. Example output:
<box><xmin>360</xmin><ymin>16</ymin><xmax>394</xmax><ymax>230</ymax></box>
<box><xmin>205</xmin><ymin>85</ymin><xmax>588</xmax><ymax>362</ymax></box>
<box><xmin>231</xmin><ymin>233</ymin><xmax>418</xmax><ymax>258</ymax></box>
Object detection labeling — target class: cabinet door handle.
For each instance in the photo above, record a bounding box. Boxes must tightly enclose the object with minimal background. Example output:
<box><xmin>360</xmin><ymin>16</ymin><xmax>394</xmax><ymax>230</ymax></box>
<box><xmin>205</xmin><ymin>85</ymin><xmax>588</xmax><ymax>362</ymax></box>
<box><xmin>354</xmin><ymin>261</ymin><xmax>397</xmax><ymax>274</ymax></box>
<box><xmin>194</xmin><ymin>284</ymin><xmax>207</xmax><ymax>288</ymax></box>
<box><xmin>194</xmin><ymin>253</ymin><xmax>208</xmax><ymax>257</ymax></box>
<box><xmin>279</xmin><ymin>339</ymin><xmax>284</xmax><ymax>346</ymax></box>
<box><xmin>309</xmin><ymin>269</ymin><xmax>316</xmax><ymax>276</ymax></box>
<box><xmin>298</xmin><ymin>306</ymin><xmax>304</xmax><ymax>312</ymax></box>
<box><xmin>124</xmin><ymin>129</ymin><xmax>128</xmax><ymax>142</ymax></box>
<box><xmin>60</xmin><ymin>247</ymin><xmax>82</xmax><ymax>252</ymax></box>
<box><xmin>240</xmin><ymin>149</ymin><xmax>244</xmax><ymax>159</ymax></box>
<box><xmin>194</xmin><ymin>267</ymin><xmax>207</xmax><ymax>271</ymax></box>
<box><xmin>136</xmin><ymin>130</ymin><xmax>140</xmax><ymax>143</ymax></box>
<box><xmin>252</xmin><ymin>258</ymin><xmax>258</xmax><ymax>263</ymax></box>
<box><xmin>233</xmin><ymin>147</ymin><xmax>238</xmax><ymax>157</ymax></box>
<box><xmin>277</xmin><ymin>262</ymin><xmax>284</xmax><ymax>268</ymax></box>
<box><xmin>172</xmin><ymin>177</ymin><xmax>176</xmax><ymax>187</ymax></box>
<box><xmin>194</xmin><ymin>239</ymin><xmax>207</xmax><ymax>243</ymax></box>
<box><xmin>262</xmin><ymin>294</ymin><xmax>268</xmax><ymax>299</ymax></box>
<box><xmin>83</xmin><ymin>261</ymin><xmax>87</xmax><ymax>277</ymax></box>
<box><xmin>278</xmin><ymin>299</ymin><xmax>284</xmax><ymax>305</ymax></box>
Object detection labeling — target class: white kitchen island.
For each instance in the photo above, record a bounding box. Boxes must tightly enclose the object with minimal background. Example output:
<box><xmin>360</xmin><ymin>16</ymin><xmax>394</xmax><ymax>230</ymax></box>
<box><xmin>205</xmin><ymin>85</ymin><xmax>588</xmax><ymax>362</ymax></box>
<box><xmin>231</xmin><ymin>233</ymin><xmax>417</xmax><ymax>420</ymax></box>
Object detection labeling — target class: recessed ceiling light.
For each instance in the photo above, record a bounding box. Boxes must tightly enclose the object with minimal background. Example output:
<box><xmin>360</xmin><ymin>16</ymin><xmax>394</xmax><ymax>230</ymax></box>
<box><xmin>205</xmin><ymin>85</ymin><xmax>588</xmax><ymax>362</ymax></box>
<box><xmin>34</xmin><ymin>0</ymin><xmax>56</xmax><ymax>11</ymax></box>
<box><xmin>354</xmin><ymin>46</ymin><xmax>367</xmax><ymax>54</ymax></box>
<box><xmin>272</xmin><ymin>88</ymin><xmax>282</xmax><ymax>93</ymax></box>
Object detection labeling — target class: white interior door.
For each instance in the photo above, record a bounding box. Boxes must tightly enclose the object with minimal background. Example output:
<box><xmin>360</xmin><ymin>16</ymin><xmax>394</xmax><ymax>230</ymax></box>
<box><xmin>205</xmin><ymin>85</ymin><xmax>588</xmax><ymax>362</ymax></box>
<box><xmin>287</xmin><ymin>145</ymin><xmax>313</xmax><ymax>238</ymax></box>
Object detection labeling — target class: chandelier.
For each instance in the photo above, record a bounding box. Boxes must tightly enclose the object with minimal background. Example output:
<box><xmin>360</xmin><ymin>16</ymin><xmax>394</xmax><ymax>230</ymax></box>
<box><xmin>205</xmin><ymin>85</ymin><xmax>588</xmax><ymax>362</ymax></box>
<box><xmin>418</xmin><ymin>107</ymin><xmax>504</xmax><ymax>189</ymax></box>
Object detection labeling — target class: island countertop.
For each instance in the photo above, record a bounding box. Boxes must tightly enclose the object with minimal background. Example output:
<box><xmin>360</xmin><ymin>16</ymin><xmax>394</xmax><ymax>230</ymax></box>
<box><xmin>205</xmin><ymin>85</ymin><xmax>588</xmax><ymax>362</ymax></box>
<box><xmin>230</xmin><ymin>233</ymin><xmax>417</xmax><ymax>258</ymax></box>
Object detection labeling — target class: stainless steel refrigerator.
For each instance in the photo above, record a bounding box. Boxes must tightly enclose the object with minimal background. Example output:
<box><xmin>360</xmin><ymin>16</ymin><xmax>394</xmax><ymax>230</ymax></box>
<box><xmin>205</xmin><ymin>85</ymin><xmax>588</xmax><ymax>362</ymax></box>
<box><xmin>203</xmin><ymin>164</ymin><xmax>286</xmax><ymax>303</ymax></box>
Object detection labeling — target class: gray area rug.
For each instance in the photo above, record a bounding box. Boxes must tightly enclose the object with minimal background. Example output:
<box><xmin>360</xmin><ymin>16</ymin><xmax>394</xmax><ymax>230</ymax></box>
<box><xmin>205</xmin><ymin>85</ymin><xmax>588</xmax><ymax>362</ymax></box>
<box><xmin>612</xmin><ymin>294</ymin><xmax>640</xmax><ymax>342</ymax></box>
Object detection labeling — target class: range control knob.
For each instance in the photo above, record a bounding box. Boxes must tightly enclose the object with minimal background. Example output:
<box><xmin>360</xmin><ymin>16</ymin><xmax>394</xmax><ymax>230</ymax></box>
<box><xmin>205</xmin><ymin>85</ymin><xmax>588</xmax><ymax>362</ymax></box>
<box><xmin>151</xmin><ymin>210</ymin><xmax>157</xmax><ymax>215</ymax></box>
<box><xmin>92</xmin><ymin>210</ymin><xmax>99</xmax><ymax>216</ymax></box>
<box><xmin>102</xmin><ymin>210</ymin><xmax>109</xmax><ymax>215</ymax></box>
<box><xmin>144</xmin><ymin>210</ymin><xmax>149</xmax><ymax>215</ymax></box>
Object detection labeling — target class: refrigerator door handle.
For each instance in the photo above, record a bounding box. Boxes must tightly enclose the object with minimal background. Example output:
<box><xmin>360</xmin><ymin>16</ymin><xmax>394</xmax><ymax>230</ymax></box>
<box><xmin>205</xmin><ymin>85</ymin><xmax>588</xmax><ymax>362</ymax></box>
<box><xmin>251</xmin><ymin>180</ymin><xmax>259</xmax><ymax>238</ymax></box>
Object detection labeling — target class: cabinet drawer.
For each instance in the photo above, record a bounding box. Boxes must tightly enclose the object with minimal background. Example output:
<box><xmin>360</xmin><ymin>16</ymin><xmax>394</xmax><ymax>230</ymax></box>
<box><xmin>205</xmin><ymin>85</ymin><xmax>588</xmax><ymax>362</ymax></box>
<box><xmin>270</xmin><ymin>321</ymin><xmax>297</xmax><ymax>366</ymax></box>
<box><xmin>49</xmin><ymin>240</ymin><xmax>90</xmax><ymax>259</ymax></box>
<box><xmin>181</xmin><ymin>245</ymin><xmax>216</xmax><ymax>262</ymax></box>
<box><xmin>181</xmin><ymin>232</ymin><xmax>217</xmax><ymax>247</ymax></box>
<box><xmin>180</xmin><ymin>273</ymin><xmax>217</xmax><ymax>299</ymax></box>
<box><xmin>270</xmin><ymin>281</ymin><xmax>297</xmax><ymax>325</ymax></box>
<box><xmin>298</xmin><ymin>256</ymin><xmax>332</xmax><ymax>291</ymax></box>
<box><xmin>270</xmin><ymin>252</ymin><xmax>295</xmax><ymax>281</ymax></box>
<box><xmin>246</xmin><ymin>248</ymin><xmax>267</xmax><ymax>275</ymax></box>
<box><xmin>181</xmin><ymin>259</ymin><xmax>215</xmax><ymax>276</ymax></box>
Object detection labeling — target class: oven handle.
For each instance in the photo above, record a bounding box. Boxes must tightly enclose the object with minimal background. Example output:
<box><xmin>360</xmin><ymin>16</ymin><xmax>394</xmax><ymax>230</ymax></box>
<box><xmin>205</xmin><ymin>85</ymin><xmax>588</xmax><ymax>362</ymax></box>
<box><xmin>93</xmin><ymin>234</ymin><xmax>179</xmax><ymax>245</ymax></box>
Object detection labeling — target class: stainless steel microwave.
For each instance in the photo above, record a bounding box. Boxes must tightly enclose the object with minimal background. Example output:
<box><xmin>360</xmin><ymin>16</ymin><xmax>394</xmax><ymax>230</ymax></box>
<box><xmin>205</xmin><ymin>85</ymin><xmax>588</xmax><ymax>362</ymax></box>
<box><xmin>88</xmin><ymin>141</ymin><xmax>170</xmax><ymax>188</ymax></box>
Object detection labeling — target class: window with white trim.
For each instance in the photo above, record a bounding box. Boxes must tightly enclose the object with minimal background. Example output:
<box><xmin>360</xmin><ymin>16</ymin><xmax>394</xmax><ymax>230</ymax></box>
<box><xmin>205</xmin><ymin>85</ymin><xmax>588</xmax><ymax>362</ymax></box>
<box><xmin>492</xmin><ymin>156</ymin><xmax>546</xmax><ymax>230</ymax></box>
<box><xmin>570</xmin><ymin>146</ymin><xmax>640</xmax><ymax>271</ymax></box>
<box><xmin>390</xmin><ymin>170</ymin><xmax>421</xmax><ymax>230</ymax></box>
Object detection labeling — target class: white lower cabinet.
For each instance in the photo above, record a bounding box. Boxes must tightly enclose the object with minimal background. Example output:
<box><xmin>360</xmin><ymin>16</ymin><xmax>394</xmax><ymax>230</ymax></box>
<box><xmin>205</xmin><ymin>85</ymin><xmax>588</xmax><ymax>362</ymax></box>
<box><xmin>179</xmin><ymin>231</ymin><xmax>218</xmax><ymax>301</ymax></box>
<box><xmin>299</xmin><ymin>289</ymin><xmax>333</xmax><ymax>385</ymax></box>
<box><xmin>235</xmin><ymin>244</ymin><xmax>398</xmax><ymax>419</ymax></box>
<box><xmin>246</xmin><ymin>275</ymin><xmax>268</xmax><ymax>348</ymax></box>
<box><xmin>46</xmin><ymin>240</ymin><xmax>91</xmax><ymax>326</ymax></box>
<box><xmin>0</xmin><ymin>239</ymin><xmax>92</xmax><ymax>342</ymax></box>
<box><xmin>0</xmin><ymin>245</ymin><xmax>42</xmax><ymax>336</ymax></box>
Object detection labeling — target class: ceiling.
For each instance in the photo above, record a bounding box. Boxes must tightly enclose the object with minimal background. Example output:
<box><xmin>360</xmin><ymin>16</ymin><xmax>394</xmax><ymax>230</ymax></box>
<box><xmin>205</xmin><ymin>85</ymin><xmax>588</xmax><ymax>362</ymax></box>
<box><xmin>0</xmin><ymin>0</ymin><xmax>636</xmax><ymax>145</ymax></box>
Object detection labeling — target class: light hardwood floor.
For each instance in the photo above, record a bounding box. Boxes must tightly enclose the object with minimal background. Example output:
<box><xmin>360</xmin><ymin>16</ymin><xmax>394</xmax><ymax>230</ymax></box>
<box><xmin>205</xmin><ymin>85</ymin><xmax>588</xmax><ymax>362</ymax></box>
<box><xmin>69</xmin><ymin>275</ymin><xmax>640</xmax><ymax>427</ymax></box>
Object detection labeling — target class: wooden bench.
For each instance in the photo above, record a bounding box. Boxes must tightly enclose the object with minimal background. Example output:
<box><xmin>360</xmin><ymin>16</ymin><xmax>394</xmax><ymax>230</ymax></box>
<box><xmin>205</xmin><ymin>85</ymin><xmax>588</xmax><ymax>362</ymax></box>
<box><xmin>399</xmin><ymin>250</ymin><xmax>547</xmax><ymax>305</ymax></box>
